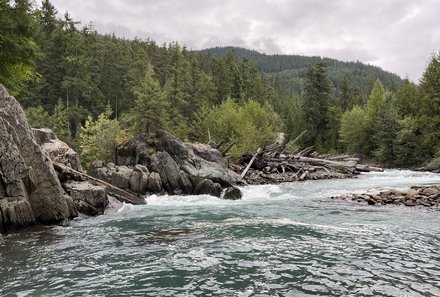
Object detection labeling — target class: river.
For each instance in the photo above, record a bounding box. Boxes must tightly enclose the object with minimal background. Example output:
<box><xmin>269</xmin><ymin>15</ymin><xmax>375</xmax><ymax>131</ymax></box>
<box><xmin>1</xmin><ymin>170</ymin><xmax>440</xmax><ymax>296</ymax></box>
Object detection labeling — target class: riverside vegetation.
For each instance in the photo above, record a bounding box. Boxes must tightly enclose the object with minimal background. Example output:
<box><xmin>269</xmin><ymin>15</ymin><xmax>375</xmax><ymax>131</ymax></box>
<box><xmin>2</xmin><ymin>0</ymin><xmax>440</xmax><ymax>171</ymax></box>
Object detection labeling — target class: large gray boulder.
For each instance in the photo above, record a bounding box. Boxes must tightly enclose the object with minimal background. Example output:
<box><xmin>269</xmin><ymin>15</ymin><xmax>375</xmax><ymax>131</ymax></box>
<box><xmin>129</xmin><ymin>168</ymin><xmax>149</xmax><ymax>193</ymax></box>
<box><xmin>112</xmin><ymin>133</ymin><xmax>243</xmax><ymax>198</ymax></box>
<box><xmin>195</xmin><ymin>179</ymin><xmax>223</xmax><ymax>197</ymax></box>
<box><xmin>32</xmin><ymin>128</ymin><xmax>83</xmax><ymax>172</ymax></box>
<box><xmin>150</xmin><ymin>151</ymin><xmax>184</xmax><ymax>194</ymax></box>
<box><xmin>146</xmin><ymin>172</ymin><xmax>162</xmax><ymax>193</ymax></box>
<box><xmin>89</xmin><ymin>161</ymin><xmax>111</xmax><ymax>182</ymax></box>
<box><xmin>223</xmin><ymin>187</ymin><xmax>243</xmax><ymax>200</ymax></box>
<box><xmin>185</xmin><ymin>142</ymin><xmax>226</xmax><ymax>167</ymax></box>
<box><xmin>89</xmin><ymin>161</ymin><xmax>162</xmax><ymax>194</ymax></box>
<box><xmin>0</xmin><ymin>85</ymin><xmax>77</xmax><ymax>232</ymax></box>
<box><xmin>160</xmin><ymin>134</ymin><xmax>241</xmax><ymax>188</ymax></box>
<box><xmin>63</xmin><ymin>181</ymin><xmax>108</xmax><ymax>216</ymax></box>
<box><xmin>111</xmin><ymin>165</ymin><xmax>132</xmax><ymax>189</ymax></box>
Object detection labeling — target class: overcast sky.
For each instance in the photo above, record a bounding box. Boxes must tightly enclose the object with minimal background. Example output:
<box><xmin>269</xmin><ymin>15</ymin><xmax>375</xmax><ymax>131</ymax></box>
<box><xmin>50</xmin><ymin>0</ymin><xmax>440</xmax><ymax>82</ymax></box>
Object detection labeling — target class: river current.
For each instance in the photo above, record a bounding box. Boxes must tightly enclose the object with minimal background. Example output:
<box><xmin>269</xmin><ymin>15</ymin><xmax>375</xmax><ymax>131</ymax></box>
<box><xmin>1</xmin><ymin>170</ymin><xmax>440</xmax><ymax>296</ymax></box>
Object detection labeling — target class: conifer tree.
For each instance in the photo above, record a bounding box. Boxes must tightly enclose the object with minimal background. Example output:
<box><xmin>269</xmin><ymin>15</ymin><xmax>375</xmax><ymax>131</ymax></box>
<box><xmin>302</xmin><ymin>63</ymin><xmax>332</xmax><ymax>147</ymax></box>
<box><xmin>132</xmin><ymin>64</ymin><xmax>169</xmax><ymax>135</ymax></box>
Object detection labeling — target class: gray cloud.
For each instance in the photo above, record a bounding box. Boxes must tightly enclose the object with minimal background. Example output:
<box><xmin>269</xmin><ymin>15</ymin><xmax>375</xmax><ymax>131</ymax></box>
<box><xmin>50</xmin><ymin>0</ymin><xmax>440</xmax><ymax>81</ymax></box>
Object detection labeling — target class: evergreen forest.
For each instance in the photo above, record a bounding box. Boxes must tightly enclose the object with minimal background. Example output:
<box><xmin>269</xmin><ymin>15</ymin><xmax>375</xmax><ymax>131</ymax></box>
<box><xmin>1</xmin><ymin>0</ymin><xmax>440</xmax><ymax>169</ymax></box>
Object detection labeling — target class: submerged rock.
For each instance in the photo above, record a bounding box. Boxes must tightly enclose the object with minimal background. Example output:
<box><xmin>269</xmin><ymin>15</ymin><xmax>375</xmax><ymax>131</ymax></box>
<box><xmin>222</xmin><ymin>187</ymin><xmax>243</xmax><ymax>200</ymax></box>
<box><xmin>0</xmin><ymin>85</ymin><xmax>76</xmax><ymax>232</ymax></box>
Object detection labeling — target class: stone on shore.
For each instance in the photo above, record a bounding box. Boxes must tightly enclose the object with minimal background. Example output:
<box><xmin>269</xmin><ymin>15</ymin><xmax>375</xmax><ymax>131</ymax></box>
<box><xmin>331</xmin><ymin>185</ymin><xmax>440</xmax><ymax>209</ymax></box>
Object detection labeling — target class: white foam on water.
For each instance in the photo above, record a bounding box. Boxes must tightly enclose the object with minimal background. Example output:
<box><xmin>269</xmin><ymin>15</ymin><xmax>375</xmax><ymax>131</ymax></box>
<box><xmin>100</xmin><ymin>169</ymin><xmax>440</xmax><ymax>216</ymax></box>
<box><xmin>144</xmin><ymin>193</ymin><xmax>229</xmax><ymax>206</ymax></box>
<box><xmin>116</xmin><ymin>202</ymin><xmax>136</xmax><ymax>214</ymax></box>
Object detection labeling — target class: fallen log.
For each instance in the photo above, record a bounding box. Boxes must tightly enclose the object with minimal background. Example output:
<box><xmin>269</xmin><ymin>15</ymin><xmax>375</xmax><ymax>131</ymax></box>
<box><xmin>241</xmin><ymin>148</ymin><xmax>261</xmax><ymax>178</ymax></box>
<box><xmin>292</xmin><ymin>156</ymin><xmax>357</xmax><ymax>173</ymax></box>
<box><xmin>53</xmin><ymin>162</ymin><xmax>147</xmax><ymax>205</ymax></box>
<box><xmin>355</xmin><ymin>164</ymin><xmax>384</xmax><ymax>172</ymax></box>
<box><xmin>290</xmin><ymin>130</ymin><xmax>308</xmax><ymax>145</ymax></box>
<box><xmin>299</xmin><ymin>170</ymin><xmax>309</xmax><ymax>181</ymax></box>
<box><xmin>222</xmin><ymin>141</ymin><xmax>237</xmax><ymax>155</ymax></box>
<box><xmin>298</xmin><ymin>146</ymin><xmax>316</xmax><ymax>157</ymax></box>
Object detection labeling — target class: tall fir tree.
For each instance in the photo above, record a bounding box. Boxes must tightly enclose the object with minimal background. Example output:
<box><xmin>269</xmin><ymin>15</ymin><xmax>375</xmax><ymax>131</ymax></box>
<box><xmin>132</xmin><ymin>64</ymin><xmax>169</xmax><ymax>135</ymax></box>
<box><xmin>302</xmin><ymin>63</ymin><xmax>332</xmax><ymax>148</ymax></box>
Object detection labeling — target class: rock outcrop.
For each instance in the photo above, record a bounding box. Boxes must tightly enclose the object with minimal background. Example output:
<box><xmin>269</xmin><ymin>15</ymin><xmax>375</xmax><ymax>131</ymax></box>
<box><xmin>0</xmin><ymin>85</ymin><xmax>77</xmax><ymax>232</ymax></box>
<box><xmin>91</xmin><ymin>133</ymin><xmax>243</xmax><ymax>199</ymax></box>
<box><xmin>33</xmin><ymin>129</ymin><xmax>113</xmax><ymax>214</ymax></box>
<box><xmin>63</xmin><ymin>181</ymin><xmax>108</xmax><ymax>216</ymax></box>
<box><xmin>33</xmin><ymin>128</ymin><xmax>83</xmax><ymax>172</ymax></box>
<box><xmin>331</xmin><ymin>185</ymin><xmax>440</xmax><ymax>208</ymax></box>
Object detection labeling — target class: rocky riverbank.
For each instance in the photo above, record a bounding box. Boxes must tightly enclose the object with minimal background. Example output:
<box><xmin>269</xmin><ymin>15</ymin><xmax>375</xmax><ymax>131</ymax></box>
<box><xmin>0</xmin><ymin>85</ymin><xmax>77</xmax><ymax>233</ymax></box>
<box><xmin>331</xmin><ymin>185</ymin><xmax>440</xmax><ymax>209</ymax></box>
<box><xmin>91</xmin><ymin>133</ymin><xmax>244</xmax><ymax>200</ymax></box>
<box><xmin>0</xmin><ymin>83</ymin><xmax>244</xmax><ymax>233</ymax></box>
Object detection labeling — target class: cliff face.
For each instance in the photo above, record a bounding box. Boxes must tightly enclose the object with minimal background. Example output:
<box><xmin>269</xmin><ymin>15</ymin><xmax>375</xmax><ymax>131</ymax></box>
<box><xmin>0</xmin><ymin>85</ymin><xmax>76</xmax><ymax>233</ymax></box>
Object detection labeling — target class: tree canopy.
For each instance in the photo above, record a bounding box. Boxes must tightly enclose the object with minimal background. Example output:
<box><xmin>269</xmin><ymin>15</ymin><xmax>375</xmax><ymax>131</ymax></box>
<box><xmin>2</xmin><ymin>1</ymin><xmax>440</xmax><ymax>168</ymax></box>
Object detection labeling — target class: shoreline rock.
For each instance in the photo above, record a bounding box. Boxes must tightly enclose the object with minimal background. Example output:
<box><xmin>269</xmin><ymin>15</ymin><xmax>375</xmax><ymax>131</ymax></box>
<box><xmin>1</xmin><ymin>85</ymin><xmax>77</xmax><ymax>233</ymax></box>
<box><xmin>330</xmin><ymin>185</ymin><xmax>440</xmax><ymax>209</ymax></box>
<box><xmin>90</xmin><ymin>133</ymin><xmax>243</xmax><ymax>200</ymax></box>
<box><xmin>34</xmin><ymin>129</ymin><xmax>112</xmax><ymax>215</ymax></box>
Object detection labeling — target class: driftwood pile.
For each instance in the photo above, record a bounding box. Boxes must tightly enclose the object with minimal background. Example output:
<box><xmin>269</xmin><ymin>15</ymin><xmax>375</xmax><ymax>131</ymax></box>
<box><xmin>231</xmin><ymin>144</ymin><xmax>383</xmax><ymax>185</ymax></box>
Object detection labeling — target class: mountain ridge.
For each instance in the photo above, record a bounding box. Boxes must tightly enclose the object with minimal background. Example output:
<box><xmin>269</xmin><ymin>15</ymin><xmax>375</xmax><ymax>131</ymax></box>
<box><xmin>198</xmin><ymin>46</ymin><xmax>403</xmax><ymax>99</ymax></box>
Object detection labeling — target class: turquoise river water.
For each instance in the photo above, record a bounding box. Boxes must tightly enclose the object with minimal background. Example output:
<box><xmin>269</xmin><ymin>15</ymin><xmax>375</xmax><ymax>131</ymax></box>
<box><xmin>1</xmin><ymin>170</ymin><xmax>440</xmax><ymax>296</ymax></box>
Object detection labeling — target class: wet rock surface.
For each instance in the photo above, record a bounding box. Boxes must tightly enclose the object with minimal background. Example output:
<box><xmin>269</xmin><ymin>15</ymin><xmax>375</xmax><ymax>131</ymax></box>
<box><xmin>222</xmin><ymin>187</ymin><xmax>243</xmax><ymax>200</ymax></box>
<box><xmin>331</xmin><ymin>185</ymin><xmax>440</xmax><ymax>209</ymax></box>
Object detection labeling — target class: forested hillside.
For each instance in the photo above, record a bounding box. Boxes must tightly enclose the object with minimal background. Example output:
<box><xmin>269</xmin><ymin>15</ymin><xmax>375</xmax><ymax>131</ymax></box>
<box><xmin>1</xmin><ymin>0</ymin><xmax>440</xmax><ymax>169</ymax></box>
<box><xmin>203</xmin><ymin>46</ymin><xmax>403</xmax><ymax>99</ymax></box>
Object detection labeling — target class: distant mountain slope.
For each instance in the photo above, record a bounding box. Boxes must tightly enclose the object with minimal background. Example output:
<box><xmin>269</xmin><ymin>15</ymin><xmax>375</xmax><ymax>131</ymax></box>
<box><xmin>200</xmin><ymin>46</ymin><xmax>403</xmax><ymax>99</ymax></box>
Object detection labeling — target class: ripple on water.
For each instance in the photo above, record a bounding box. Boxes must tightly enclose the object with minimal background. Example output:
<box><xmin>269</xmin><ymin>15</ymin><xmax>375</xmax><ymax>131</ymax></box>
<box><xmin>1</xmin><ymin>170</ymin><xmax>440</xmax><ymax>296</ymax></box>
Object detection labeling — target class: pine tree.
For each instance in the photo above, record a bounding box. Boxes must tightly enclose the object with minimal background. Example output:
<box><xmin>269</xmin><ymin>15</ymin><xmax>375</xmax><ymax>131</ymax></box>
<box><xmin>395</xmin><ymin>79</ymin><xmax>419</xmax><ymax>116</ymax></box>
<box><xmin>372</xmin><ymin>95</ymin><xmax>399</xmax><ymax>165</ymax></box>
<box><xmin>302</xmin><ymin>63</ymin><xmax>332</xmax><ymax>147</ymax></box>
<box><xmin>50</xmin><ymin>100</ymin><xmax>71</xmax><ymax>142</ymax></box>
<box><xmin>132</xmin><ymin>64</ymin><xmax>169</xmax><ymax>135</ymax></box>
<box><xmin>418</xmin><ymin>53</ymin><xmax>440</xmax><ymax>155</ymax></box>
